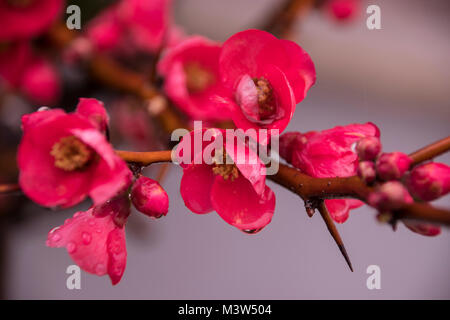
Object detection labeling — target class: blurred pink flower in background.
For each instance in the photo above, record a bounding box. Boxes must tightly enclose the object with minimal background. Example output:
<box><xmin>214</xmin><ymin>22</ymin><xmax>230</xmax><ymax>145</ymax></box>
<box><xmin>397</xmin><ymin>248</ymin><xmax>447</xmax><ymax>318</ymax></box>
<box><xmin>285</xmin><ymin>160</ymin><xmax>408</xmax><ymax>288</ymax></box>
<box><xmin>85</xmin><ymin>0</ymin><xmax>179</xmax><ymax>55</ymax></box>
<box><xmin>0</xmin><ymin>42</ymin><xmax>61</xmax><ymax>105</ymax></box>
<box><xmin>217</xmin><ymin>29</ymin><xmax>315</xmax><ymax>138</ymax></box>
<box><xmin>158</xmin><ymin>36</ymin><xmax>230</xmax><ymax>121</ymax></box>
<box><xmin>0</xmin><ymin>0</ymin><xmax>63</xmax><ymax>40</ymax></box>
<box><xmin>280</xmin><ymin>123</ymin><xmax>380</xmax><ymax>223</ymax></box>
<box><xmin>326</xmin><ymin>0</ymin><xmax>360</xmax><ymax>21</ymax></box>
<box><xmin>17</xmin><ymin>100</ymin><xmax>132</xmax><ymax>208</ymax></box>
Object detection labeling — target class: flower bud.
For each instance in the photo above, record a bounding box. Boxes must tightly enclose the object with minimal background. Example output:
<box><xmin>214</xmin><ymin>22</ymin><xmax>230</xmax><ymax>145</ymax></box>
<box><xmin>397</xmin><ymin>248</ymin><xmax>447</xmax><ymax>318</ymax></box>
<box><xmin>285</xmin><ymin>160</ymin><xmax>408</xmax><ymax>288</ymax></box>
<box><xmin>406</xmin><ymin>162</ymin><xmax>450</xmax><ymax>201</ymax></box>
<box><xmin>355</xmin><ymin>136</ymin><xmax>381</xmax><ymax>161</ymax></box>
<box><xmin>376</xmin><ymin>152</ymin><xmax>411</xmax><ymax>181</ymax></box>
<box><xmin>368</xmin><ymin>181</ymin><xmax>413</xmax><ymax>211</ymax></box>
<box><xmin>357</xmin><ymin>161</ymin><xmax>376</xmax><ymax>184</ymax></box>
<box><xmin>131</xmin><ymin>176</ymin><xmax>169</xmax><ymax>218</ymax></box>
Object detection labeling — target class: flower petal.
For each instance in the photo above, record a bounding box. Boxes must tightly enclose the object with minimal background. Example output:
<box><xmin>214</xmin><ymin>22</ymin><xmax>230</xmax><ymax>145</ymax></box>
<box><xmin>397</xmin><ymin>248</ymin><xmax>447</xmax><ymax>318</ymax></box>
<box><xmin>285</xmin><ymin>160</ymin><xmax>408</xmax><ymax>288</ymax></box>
<box><xmin>211</xmin><ymin>174</ymin><xmax>275</xmax><ymax>231</ymax></box>
<box><xmin>180</xmin><ymin>164</ymin><xmax>215</xmax><ymax>214</ymax></box>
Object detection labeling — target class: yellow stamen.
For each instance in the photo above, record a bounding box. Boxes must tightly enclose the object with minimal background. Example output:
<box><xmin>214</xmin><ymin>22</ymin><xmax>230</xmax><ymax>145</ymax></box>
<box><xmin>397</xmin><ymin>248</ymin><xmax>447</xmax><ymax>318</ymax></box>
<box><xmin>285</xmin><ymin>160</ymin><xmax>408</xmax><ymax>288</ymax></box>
<box><xmin>50</xmin><ymin>136</ymin><xmax>92</xmax><ymax>171</ymax></box>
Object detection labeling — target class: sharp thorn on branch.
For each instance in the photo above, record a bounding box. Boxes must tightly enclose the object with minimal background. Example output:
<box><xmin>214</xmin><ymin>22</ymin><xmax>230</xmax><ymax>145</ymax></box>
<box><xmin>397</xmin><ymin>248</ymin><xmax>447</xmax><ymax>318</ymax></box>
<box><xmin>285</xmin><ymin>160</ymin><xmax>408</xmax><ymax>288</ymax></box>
<box><xmin>318</xmin><ymin>201</ymin><xmax>354</xmax><ymax>272</ymax></box>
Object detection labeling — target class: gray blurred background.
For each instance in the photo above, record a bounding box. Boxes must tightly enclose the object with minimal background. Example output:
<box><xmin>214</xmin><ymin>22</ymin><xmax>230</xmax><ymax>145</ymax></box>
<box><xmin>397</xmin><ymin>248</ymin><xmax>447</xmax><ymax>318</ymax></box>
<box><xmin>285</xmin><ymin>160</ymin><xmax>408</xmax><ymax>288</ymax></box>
<box><xmin>2</xmin><ymin>0</ymin><xmax>450</xmax><ymax>299</ymax></box>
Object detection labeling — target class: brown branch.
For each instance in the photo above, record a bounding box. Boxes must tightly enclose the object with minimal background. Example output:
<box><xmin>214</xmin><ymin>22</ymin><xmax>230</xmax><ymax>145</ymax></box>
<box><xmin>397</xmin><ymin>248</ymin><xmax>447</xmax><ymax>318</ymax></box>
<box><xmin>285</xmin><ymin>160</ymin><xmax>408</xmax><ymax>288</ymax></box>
<box><xmin>263</xmin><ymin>0</ymin><xmax>315</xmax><ymax>37</ymax></box>
<box><xmin>409</xmin><ymin>136</ymin><xmax>450</xmax><ymax>166</ymax></box>
<box><xmin>0</xmin><ymin>184</ymin><xmax>20</xmax><ymax>195</ymax></box>
<box><xmin>317</xmin><ymin>201</ymin><xmax>353</xmax><ymax>272</ymax></box>
<box><xmin>115</xmin><ymin>150</ymin><xmax>172</xmax><ymax>166</ymax></box>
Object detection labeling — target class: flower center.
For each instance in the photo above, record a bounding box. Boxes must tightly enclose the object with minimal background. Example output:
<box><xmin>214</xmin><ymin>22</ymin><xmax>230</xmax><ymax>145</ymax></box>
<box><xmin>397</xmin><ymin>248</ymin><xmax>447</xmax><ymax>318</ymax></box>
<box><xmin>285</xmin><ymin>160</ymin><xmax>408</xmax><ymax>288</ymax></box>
<box><xmin>184</xmin><ymin>62</ymin><xmax>214</xmax><ymax>93</ymax></box>
<box><xmin>50</xmin><ymin>136</ymin><xmax>93</xmax><ymax>171</ymax></box>
<box><xmin>212</xmin><ymin>152</ymin><xmax>239</xmax><ymax>181</ymax></box>
<box><xmin>6</xmin><ymin>0</ymin><xmax>34</xmax><ymax>8</ymax></box>
<box><xmin>253</xmin><ymin>77</ymin><xmax>276</xmax><ymax>120</ymax></box>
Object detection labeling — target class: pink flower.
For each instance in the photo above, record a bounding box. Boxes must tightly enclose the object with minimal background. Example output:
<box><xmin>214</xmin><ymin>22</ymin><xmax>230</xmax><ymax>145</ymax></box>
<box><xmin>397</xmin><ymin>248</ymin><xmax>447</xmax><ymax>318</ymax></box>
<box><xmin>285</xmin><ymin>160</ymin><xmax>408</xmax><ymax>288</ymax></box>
<box><xmin>158</xmin><ymin>36</ymin><xmax>230</xmax><ymax>121</ymax></box>
<box><xmin>20</xmin><ymin>57</ymin><xmax>61</xmax><ymax>105</ymax></box>
<box><xmin>17</xmin><ymin>99</ymin><xmax>132</xmax><ymax>208</ymax></box>
<box><xmin>117</xmin><ymin>0</ymin><xmax>172</xmax><ymax>53</ymax></box>
<box><xmin>85</xmin><ymin>0</ymin><xmax>172</xmax><ymax>54</ymax></box>
<box><xmin>217</xmin><ymin>29</ymin><xmax>315</xmax><ymax>136</ymax></box>
<box><xmin>176</xmin><ymin>129</ymin><xmax>275</xmax><ymax>231</ymax></box>
<box><xmin>326</xmin><ymin>0</ymin><xmax>360</xmax><ymax>21</ymax></box>
<box><xmin>376</xmin><ymin>152</ymin><xmax>412</xmax><ymax>181</ymax></box>
<box><xmin>0</xmin><ymin>42</ymin><xmax>61</xmax><ymax>105</ymax></box>
<box><xmin>406</xmin><ymin>162</ymin><xmax>450</xmax><ymax>201</ymax></box>
<box><xmin>0</xmin><ymin>0</ymin><xmax>63</xmax><ymax>41</ymax></box>
<box><xmin>280</xmin><ymin>122</ymin><xmax>380</xmax><ymax>223</ymax></box>
<box><xmin>131</xmin><ymin>176</ymin><xmax>169</xmax><ymax>218</ymax></box>
<box><xmin>47</xmin><ymin>194</ymin><xmax>130</xmax><ymax>285</ymax></box>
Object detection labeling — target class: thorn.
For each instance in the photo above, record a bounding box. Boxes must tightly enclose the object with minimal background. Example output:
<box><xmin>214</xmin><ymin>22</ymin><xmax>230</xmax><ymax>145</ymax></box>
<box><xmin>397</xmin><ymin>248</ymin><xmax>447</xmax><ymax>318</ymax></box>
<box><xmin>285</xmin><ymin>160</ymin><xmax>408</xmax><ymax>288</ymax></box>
<box><xmin>318</xmin><ymin>201</ymin><xmax>354</xmax><ymax>272</ymax></box>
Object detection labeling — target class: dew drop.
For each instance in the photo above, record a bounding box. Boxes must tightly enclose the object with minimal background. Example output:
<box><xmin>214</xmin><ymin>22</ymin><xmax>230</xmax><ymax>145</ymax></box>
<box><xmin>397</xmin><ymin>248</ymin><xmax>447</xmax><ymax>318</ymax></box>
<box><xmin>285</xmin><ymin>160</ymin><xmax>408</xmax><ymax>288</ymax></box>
<box><xmin>50</xmin><ymin>233</ymin><xmax>61</xmax><ymax>242</ymax></box>
<box><xmin>67</xmin><ymin>242</ymin><xmax>76</xmax><ymax>253</ymax></box>
<box><xmin>82</xmin><ymin>232</ymin><xmax>92</xmax><ymax>245</ymax></box>
<box><xmin>73</xmin><ymin>212</ymin><xmax>82</xmax><ymax>218</ymax></box>
<box><xmin>242</xmin><ymin>227</ymin><xmax>264</xmax><ymax>235</ymax></box>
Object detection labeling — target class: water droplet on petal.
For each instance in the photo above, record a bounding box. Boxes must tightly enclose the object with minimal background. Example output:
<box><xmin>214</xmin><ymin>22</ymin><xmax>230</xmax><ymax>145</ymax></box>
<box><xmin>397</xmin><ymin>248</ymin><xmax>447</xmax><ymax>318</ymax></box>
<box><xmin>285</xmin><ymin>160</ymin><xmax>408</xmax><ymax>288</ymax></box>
<box><xmin>88</xmin><ymin>221</ymin><xmax>95</xmax><ymax>226</ymax></box>
<box><xmin>95</xmin><ymin>228</ymin><xmax>102</xmax><ymax>233</ymax></box>
<box><xmin>64</xmin><ymin>218</ymin><xmax>72</xmax><ymax>225</ymax></box>
<box><xmin>82</xmin><ymin>232</ymin><xmax>91</xmax><ymax>245</ymax></box>
<box><xmin>73</xmin><ymin>212</ymin><xmax>82</xmax><ymax>218</ymax></box>
<box><xmin>50</xmin><ymin>233</ymin><xmax>61</xmax><ymax>242</ymax></box>
<box><xmin>67</xmin><ymin>242</ymin><xmax>76</xmax><ymax>253</ymax></box>
<box><xmin>242</xmin><ymin>227</ymin><xmax>264</xmax><ymax>235</ymax></box>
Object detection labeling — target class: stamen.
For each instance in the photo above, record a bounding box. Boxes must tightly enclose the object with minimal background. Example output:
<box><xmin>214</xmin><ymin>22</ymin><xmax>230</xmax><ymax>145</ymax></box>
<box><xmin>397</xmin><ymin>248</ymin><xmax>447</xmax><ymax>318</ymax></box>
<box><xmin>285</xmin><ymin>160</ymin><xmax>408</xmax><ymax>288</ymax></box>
<box><xmin>184</xmin><ymin>62</ymin><xmax>214</xmax><ymax>93</ymax></box>
<box><xmin>50</xmin><ymin>136</ymin><xmax>93</xmax><ymax>171</ymax></box>
<box><xmin>252</xmin><ymin>77</ymin><xmax>276</xmax><ymax>119</ymax></box>
<box><xmin>212</xmin><ymin>151</ymin><xmax>239</xmax><ymax>181</ymax></box>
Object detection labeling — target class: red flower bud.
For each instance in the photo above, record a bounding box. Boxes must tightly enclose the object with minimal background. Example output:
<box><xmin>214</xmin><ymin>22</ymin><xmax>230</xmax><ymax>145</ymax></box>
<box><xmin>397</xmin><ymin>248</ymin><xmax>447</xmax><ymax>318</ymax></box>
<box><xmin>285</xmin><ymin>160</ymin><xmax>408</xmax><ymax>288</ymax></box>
<box><xmin>357</xmin><ymin>161</ymin><xmax>376</xmax><ymax>184</ymax></box>
<box><xmin>131</xmin><ymin>176</ymin><xmax>169</xmax><ymax>218</ymax></box>
<box><xmin>368</xmin><ymin>181</ymin><xmax>413</xmax><ymax>211</ymax></box>
<box><xmin>355</xmin><ymin>136</ymin><xmax>381</xmax><ymax>161</ymax></box>
<box><xmin>376</xmin><ymin>152</ymin><xmax>411</xmax><ymax>181</ymax></box>
<box><xmin>406</xmin><ymin>162</ymin><xmax>450</xmax><ymax>201</ymax></box>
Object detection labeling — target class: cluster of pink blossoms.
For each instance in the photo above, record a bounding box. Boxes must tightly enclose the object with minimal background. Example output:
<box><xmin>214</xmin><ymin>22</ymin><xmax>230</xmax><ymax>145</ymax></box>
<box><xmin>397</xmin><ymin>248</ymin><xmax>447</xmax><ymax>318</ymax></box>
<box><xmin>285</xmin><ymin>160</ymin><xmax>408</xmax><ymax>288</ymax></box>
<box><xmin>19</xmin><ymin>99</ymin><xmax>169</xmax><ymax>284</ymax></box>
<box><xmin>12</xmin><ymin>1</ymin><xmax>448</xmax><ymax>286</ymax></box>
<box><xmin>0</xmin><ymin>0</ymin><xmax>63</xmax><ymax>104</ymax></box>
<box><xmin>354</xmin><ymin>137</ymin><xmax>449</xmax><ymax>236</ymax></box>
